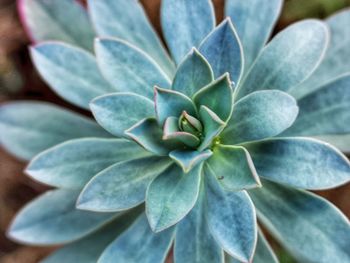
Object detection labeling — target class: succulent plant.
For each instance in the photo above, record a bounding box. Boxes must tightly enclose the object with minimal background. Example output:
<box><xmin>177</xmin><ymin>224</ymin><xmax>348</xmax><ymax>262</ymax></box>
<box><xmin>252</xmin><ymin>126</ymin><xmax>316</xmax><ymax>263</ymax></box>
<box><xmin>0</xmin><ymin>0</ymin><xmax>350</xmax><ymax>262</ymax></box>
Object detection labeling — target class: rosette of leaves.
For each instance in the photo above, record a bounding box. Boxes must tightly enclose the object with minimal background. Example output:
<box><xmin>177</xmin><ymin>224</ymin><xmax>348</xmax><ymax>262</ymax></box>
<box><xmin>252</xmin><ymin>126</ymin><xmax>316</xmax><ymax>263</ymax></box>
<box><xmin>0</xmin><ymin>0</ymin><xmax>350</xmax><ymax>262</ymax></box>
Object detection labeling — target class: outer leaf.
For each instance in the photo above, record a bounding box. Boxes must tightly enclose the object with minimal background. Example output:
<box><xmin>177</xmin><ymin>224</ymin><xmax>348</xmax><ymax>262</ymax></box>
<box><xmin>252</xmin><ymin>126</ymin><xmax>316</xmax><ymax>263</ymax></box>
<box><xmin>163</xmin><ymin>117</ymin><xmax>200</xmax><ymax>148</ymax></box>
<box><xmin>225</xmin><ymin>0</ymin><xmax>282</xmax><ymax>71</ymax></box>
<box><xmin>172</xmin><ymin>48</ymin><xmax>214</xmax><ymax>96</ymax></box>
<box><xmin>291</xmin><ymin>9</ymin><xmax>350</xmax><ymax>98</ymax></box>
<box><xmin>228</xmin><ymin>230</ymin><xmax>278</xmax><ymax>263</ymax></box>
<box><xmin>155</xmin><ymin>87</ymin><xmax>197</xmax><ymax>125</ymax></box>
<box><xmin>8</xmin><ymin>189</ymin><xmax>117</xmax><ymax>245</ymax></box>
<box><xmin>0</xmin><ymin>101</ymin><xmax>109</xmax><ymax>161</ymax></box>
<box><xmin>205</xmin><ymin>169</ymin><xmax>257</xmax><ymax>263</ymax></box>
<box><xmin>125</xmin><ymin>118</ymin><xmax>179</xmax><ymax>156</ymax></box>
<box><xmin>244</xmin><ymin>138</ymin><xmax>350</xmax><ymax>190</ymax></box>
<box><xmin>77</xmin><ymin>157</ymin><xmax>171</xmax><ymax>212</ymax></box>
<box><xmin>91</xmin><ymin>92</ymin><xmax>154</xmax><ymax>137</ymax></box>
<box><xmin>236</xmin><ymin>20</ymin><xmax>329</xmax><ymax>100</ymax></box>
<box><xmin>175</xmin><ymin>185</ymin><xmax>224</xmax><ymax>263</ymax></box>
<box><xmin>222</xmin><ymin>90</ymin><xmax>298</xmax><ymax>145</ymax></box>
<box><xmin>250</xmin><ymin>180</ymin><xmax>350</xmax><ymax>263</ymax></box>
<box><xmin>313</xmin><ymin>134</ymin><xmax>350</xmax><ymax>154</ymax></box>
<box><xmin>199</xmin><ymin>18</ymin><xmax>244</xmax><ymax>85</ymax></box>
<box><xmin>206</xmin><ymin>145</ymin><xmax>261</xmax><ymax>191</ymax></box>
<box><xmin>169</xmin><ymin>149</ymin><xmax>212</xmax><ymax>173</ymax></box>
<box><xmin>146</xmin><ymin>164</ymin><xmax>202</xmax><ymax>232</ymax></box>
<box><xmin>31</xmin><ymin>42</ymin><xmax>113</xmax><ymax>109</ymax></box>
<box><xmin>283</xmin><ymin>74</ymin><xmax>350</xmax><ymax>137</ymax></box>
<box><xmin>98</xmin><ymin>214</ymin><xmax>174</xmax><ymax>263</ymax></box>
<box><xmin>161</xmin><ymin>0</ymin><xmax>215</xmax><ymax>64</ymax></box>
<box><xmin>193</xmin><ymin>73</ymin><xmax>233</xmax><ymax>122</ymax></box>
<box><xmin>26</xmin><ymin>138</ymin><xmax>149</xmax><ymax>189</ymax></box>
<box><xmin>88</xmin><ymin>0</ymin><xmax>174</xmax><ymax>77</ymax></box>
<box><xmin>18</xmin><ymin>0</ymin><xmax>94</xmax><ymax>50</ymax></box>
<box><xmin>95</xmin><ymin>38</ymin><xmax>171</xmax><ymax>99</ymax></box>
<box><xmin>42</xmin><ymin>209</ymin><xmax>141</xmax><ymax>263</ymax></box>
<box><xmin>198</xmin><ymin>106</ymin><xmax>225</xmax><ymax>151</ymax></box>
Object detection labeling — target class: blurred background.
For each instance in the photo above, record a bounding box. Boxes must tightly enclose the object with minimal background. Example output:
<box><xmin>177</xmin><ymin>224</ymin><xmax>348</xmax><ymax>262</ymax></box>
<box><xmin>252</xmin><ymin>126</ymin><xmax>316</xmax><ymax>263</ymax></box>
<box><xmin>0</xmin><ymin>0</ymin><xmax>349</xmax><ymax>262</ymax></box>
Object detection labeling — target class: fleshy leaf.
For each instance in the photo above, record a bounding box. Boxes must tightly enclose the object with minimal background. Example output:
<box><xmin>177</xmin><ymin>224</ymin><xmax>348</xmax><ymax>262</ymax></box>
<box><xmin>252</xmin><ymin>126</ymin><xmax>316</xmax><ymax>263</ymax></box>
<box><xmin>313</xmin><ymin>134</ymin><xmax>350</xmax><ymax>154</ymax></box>
<box><xmin>172</xmin><ymin>48</ymin><xmax>214</xmax><ymax>97</ymax></box>
<box><xmin>225</xmin><ymin>0</ymin><xmax>282</xmax><ymax>71</ymax></box>
<box><xmin>30</xmin><ymin>42</ymin><xmax>113</xmax><ymax>109</ymax></box>
<box><xmin>8</xmin><ymin>189</ymin><xmax>118</xmax><ymax>245</ymax></box>
<box><xmin>236</xmin><ymin>20</ymin><xmax>329</xmax><ymax>100</ymax></box>
<box><xmin>18</xmin><ymin>0</ymin><xmax>94</xmax><ymax>50</ymax></box>
<box><xmin>125</xmin><ymin>118</ymin><xmax>179</xmax><ymax>156</ymax></box>
<box><xmin>42</xmin><ymin>209</ymin><xmax>141</xmax><ymax>263</ymax></box>
<box><xmin>91</xmin><ymin>92</ymin><xmax>154</xmax><ymax>137</ymax></box>
<box><xmin>155</xmin><ymin>87</ymin><xmax>197</xmax><ymax>125</ymax></box>
<box><xmin>26</xmin><ymin>138</ymin><xmax>149</xmax><ymax>189</ymax></box>
<box><xmin>291</xmin><ymin>10</ymin><xmax>350</xmax><ymax>98</ymax></box>
<box><xmin>95</xmin><ymin>38</ymin><xmax>171</xmax><ymax>99</ymax></box>
<box><xmin>0</xmin><ymin>101</ymin><xmax>109</xmax><ymax>161</ymax></box>
<box><xmin>161</xmin><ymin>0</ymin><xmax>215</xmax><ymax>64</ymax></box>
<box><xmin>244</xmin><ymin>138</ymin><xmax>350</xmax><ymax>190</ymax></box>
<box><xmin>206</xmin><ymin>145</ymin><xmax>261</xmax><ymax>190</ymax></box>
<box><xmin>222</xmin><ymin>90</ymin><xmax>298</xmax><ymax>145</ymax></box>
<box><xmin>199</xmin><ymin>18</ymin><xmax>244</xmax><ymax>85</ymax></box>
<box><xmin>169</xmin><ymin>149</ymin><xmax>212</xmax><ymax>173</ymax></box>
<box><xmin>98</xmin><ymin>214</ymin><xmax>174</xmax><ymax>263</ymax></box>
<box><xmin>193</xmin><ymin>74</ymin><xmax>233</xmax><ymax>122</ymax></box>
<box><xmin>88</xmin><ymin>0</ymin><xmax>175</xmax><ymax>77</ymax></box>
<box><xmin>163</xmin><ymin>117</ymin><xmax>200</xmax><ymax>148</ymax></box>
<box><xmin>228</xmin><ymin>230</ymin><xmax>278</xmax><ymax>263</ymax></box>
<box><xmin>205</xmin><ymin>169</ymin><xmax>257</xmax><ymax>263</ymax></box>
<box><xmin>250</xmin><ymin>180</ymin><xmax>350</xmax><ymax>263</ymax></box>
<box><xmin>175</xmin><ymin>186</ymin><xmax>223</xmax><ymax>263</ymax></box>
<box><xmin>146</xmin><ymin>164</ymin><xmax>202</xmax><ymax>232</ymax></box>
<box><xmin>77</xmin><ymin>157</ymin><xmax>171</xmax><ymax>212</ymax></box>
<box><xmin>283</xmin><ymin>74</ymin><xmax>350</xmax><ymax>137</ymax></box>
<box><xmin>198</xmin><ymin>106</ymin><xmax>225</xmax><ymax>151</ymax></box>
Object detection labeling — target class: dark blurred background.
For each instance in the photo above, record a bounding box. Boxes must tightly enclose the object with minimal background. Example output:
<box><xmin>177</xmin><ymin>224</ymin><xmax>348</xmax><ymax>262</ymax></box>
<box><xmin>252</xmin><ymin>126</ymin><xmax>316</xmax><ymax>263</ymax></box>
<box><xmin>0</xmin><ymin>0</ymin><xmax>349</xmax><ymax>262</ymax></box>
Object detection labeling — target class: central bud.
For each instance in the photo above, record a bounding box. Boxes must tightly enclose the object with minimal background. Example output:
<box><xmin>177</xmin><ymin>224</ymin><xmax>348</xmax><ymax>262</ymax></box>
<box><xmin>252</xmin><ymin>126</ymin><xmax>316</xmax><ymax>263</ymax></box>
<box><xmin>178</xmin><ymin>111</ymin><xmax>203</xmax><ymax>138</ymax></box>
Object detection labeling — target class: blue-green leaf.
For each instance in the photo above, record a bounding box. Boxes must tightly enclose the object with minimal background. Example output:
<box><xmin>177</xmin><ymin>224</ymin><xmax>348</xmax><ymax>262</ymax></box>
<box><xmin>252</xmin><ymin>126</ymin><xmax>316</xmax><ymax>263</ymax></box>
<box><xmin>193</xmin><ymin>74</ymin><xmax>233</xmax><ymax>122</ymax></box>
<box><xmin>228</xmin><ymin>230</ymin><xmax>278</xmax><ymax>263</ymax></box>
<box><xmin>175</xmin><ymin>186</ymin><xmax>223</xmax><ymax>263</ymax></box>
<box><xmin>312</xmin><ymin>134</ymin><xmax>350</xmax><ymax>154</ymax></box>
<box><xmin>199</xmin><ymin>18</ymin><xmax>244</xmax><ymax>85</ymax></box>
<box><xmin>222</xmin><ymin>90</ymin><xmax>298</xmax><ymax>145</ymax></box>
<box><xmin>172</xmin><ymin>48</ymin><xmax>214</xmax><ymax>97</ymax></box>
<box><xmin>244</xmin><ymin>138</ymin><xmax>350</xmax><ymax>190</ymax></box>
<box><xmin>236</xmin><ymin>20</ymin><xmax>329</xmax><ymax>100</ymax></box>
<box><xmin>284</xmin><ymin>74</ymin><xmax>350</xmax><ymax>137</ymax></box>
<box><xmin>250</xmin><ymin>180</ymin><xmax>350</xmax><ymax>263</ymax></box>
<box><xmin>8</xmin><ymin>189</ymin><xmax>118</xmax><ymax>245</ymax></box>
<box><xmin>125</xmin><ymin>118</ymin><xmax>178</xmax><ymax>156</ymax></box>
<box><xmin>169</xmin><ymin>149</ymin><xmax>212</xmax><ymax>173</ymax></box>
<box><xmin>77</xmin><ymin>157</ymin><xmax>171</xmax><ymax>212</ymax></box>
<box><xmin>206</xmin><ymin>145</ymin><xmax>261</xmax><ymax>191</ymax></box>
<box><xmin>161</xmin><ymin>0</ymin><xmax>215</xmax><ymax>64</ymax></box>
<box><xmin>98</xmin><ymin>214</ymin><xmax>174</xmax><ymax>263</ymax></box>
<box><xmin>198</xmin><ymin>106</ymin><xmax>225</xmax><ymax>151</ymax></box>
<box><xmin>19</xmin><ymin>0</ymin><xmax>94</xmax><ymax>50</ymax></box>
<box><xmin>155</xmin><ymin>87</ymin><xmax>197</xmax><ymax>125</ymax></box>
<box><xmin>0</xmin><ymin>101</ymin><xmax>109</xmax><ymax>161</ymax></box>
<box><xmin>146</xmin><ymin>164</ymin><xmax>202</xmax><ymax>232</ymax></box>
<box><xmin>95</xmin><ymin>38</ymin><xmax>171</xmax><ymax>99</ymax></box>
<box><xmin>205</xmin><ymin>169</ymin><xmax>257</xmax><ymax>263</ymax></box>
<box><xmin>42</xmin><ymin>209</ymin><xmax>141</xmax><ymax>263</ymax></box>
<box><xmin>30</xmin><ymin>42</ymin><xmax>113</xmax><ymax>109</ymax></box>
<box><xmin>26</xmin><ymin>138</ymin><xmax>149</xmax><ymax>189</ymax></box>
<box><xmin>163</xmin><ymin>117</ymin><xmax>200</xmax><ymax>148</ymax></box>
<box><xmin>91</xmin><ymin>92</ymin><xmax>154</xmax><ymax>137</ymax></box>
<box><xmin>88</xmin><ymin>0</ymin><xmax>175</xmax><ymax>78</ymax></box>
<box><xmin>291</xmin><ymin>10</ymin><xmax>350</xmax><ymax>98</ymax></box>
<box><xmin>225</xmin><ymin>0</ymin><xmax>282</xmax><ymax>71</ymax></box>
